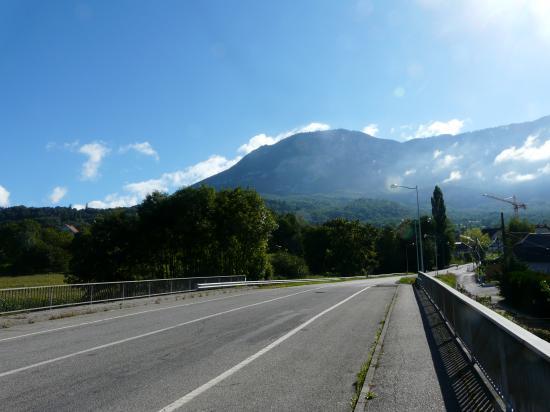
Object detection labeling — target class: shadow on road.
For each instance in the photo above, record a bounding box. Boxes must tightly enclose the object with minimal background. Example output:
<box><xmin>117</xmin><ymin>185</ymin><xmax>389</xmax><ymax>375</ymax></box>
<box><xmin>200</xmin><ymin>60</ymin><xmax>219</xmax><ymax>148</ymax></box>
<box><xmin>414</xmin><ymin>286</ymin><xmax>501</xmax><ymax>412</ymax></box>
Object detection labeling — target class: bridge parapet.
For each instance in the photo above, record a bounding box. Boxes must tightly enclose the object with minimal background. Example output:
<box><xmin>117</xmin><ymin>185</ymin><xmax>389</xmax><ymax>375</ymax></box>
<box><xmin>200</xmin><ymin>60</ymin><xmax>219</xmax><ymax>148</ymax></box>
<box><xmin>418</xmin><ymin>272</ymin><xmax>550</xmax><ymax>411</ymax></box>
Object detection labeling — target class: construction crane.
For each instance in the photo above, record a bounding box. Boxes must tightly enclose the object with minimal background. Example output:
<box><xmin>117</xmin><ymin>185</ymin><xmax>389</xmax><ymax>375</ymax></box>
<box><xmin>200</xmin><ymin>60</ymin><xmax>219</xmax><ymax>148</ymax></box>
<box><xmin>482</xmin><ymin>193</ymin><xmax>527</xmax><ymax>217</ymax></box>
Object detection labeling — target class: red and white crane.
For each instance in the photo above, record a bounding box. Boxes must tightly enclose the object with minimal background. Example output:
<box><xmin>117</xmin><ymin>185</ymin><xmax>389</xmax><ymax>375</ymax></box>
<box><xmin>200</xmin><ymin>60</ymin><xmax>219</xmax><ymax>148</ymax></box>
<box><xmin>482</xmin><ymin>193</ymin><xmax>527</xmax><ymax>217</ymax></box>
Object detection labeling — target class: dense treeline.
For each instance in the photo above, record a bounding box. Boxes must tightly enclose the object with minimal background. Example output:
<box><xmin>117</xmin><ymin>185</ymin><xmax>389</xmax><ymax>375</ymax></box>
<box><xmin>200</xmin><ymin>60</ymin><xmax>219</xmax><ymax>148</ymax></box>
<box><xmin>0</xmin><ymin>220</ymin><xmax>72</xmax><ymax>274</ymax></box>
<box><xmin>0</xmin><ymin>205</ymin><xmax>105</xmax><ymax>228</ymax></box>
<box><xmin>1</xmin><ymin>186</ymin><xmax>457</xmax><ymax>281</ymax></box>
<box><xmin>484</xmin><ymin>218</ymin><xmax>550</xmax><ymax>316</ymax></box>
<box><xmin>70</xmin><ymin>187</ymin><xmax>276</xmax><ymax>282</ymax></box>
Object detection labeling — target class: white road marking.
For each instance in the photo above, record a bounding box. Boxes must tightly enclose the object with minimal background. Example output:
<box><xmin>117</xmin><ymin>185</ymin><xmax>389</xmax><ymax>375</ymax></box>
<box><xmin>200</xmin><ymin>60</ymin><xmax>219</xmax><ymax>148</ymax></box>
<box><xmin>0</xmin><ymin>285</ymin><xmax>335</xmax><ymax>379</ymax></box>
<box><xmin>158</xmin><ymin>285</ymin><xmax>372</xmax><ymax>412</ymax></box>
<box><xmin>0</xmin><ymin>290</ymin><xmax>269</xmax><ymax>343</ymax></box>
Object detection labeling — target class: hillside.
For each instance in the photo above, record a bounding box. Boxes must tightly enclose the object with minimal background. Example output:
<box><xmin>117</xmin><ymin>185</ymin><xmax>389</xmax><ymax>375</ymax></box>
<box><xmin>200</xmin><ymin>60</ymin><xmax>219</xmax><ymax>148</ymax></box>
<box><xmin>198</xmin><ymin>116</ymin><xmax>550</xmax><ymax>211</ymax></box>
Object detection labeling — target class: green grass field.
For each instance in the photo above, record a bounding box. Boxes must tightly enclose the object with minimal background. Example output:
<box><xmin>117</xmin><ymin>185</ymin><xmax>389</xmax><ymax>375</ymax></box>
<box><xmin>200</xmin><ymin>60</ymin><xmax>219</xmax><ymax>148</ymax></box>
<box><xmin>0</xmin><ymin>274</ymin><xmax>66</xmax><ymax>289</ymax></box>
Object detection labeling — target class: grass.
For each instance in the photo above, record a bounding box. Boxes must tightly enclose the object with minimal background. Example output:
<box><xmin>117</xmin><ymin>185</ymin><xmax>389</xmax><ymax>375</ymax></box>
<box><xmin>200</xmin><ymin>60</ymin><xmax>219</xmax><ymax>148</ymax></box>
<box><xmin>397</xmin><ymin>276</ymin><xmax>417</xmax><ymax>285</ymax></box>
<box><xmin>0</xmin><ymin>274</ymin><xmax>66</xmax><ymax>289</ymax></box>
<box><xmin>350</xmin><ymin>292</ymin><xmax>396</xmax><ymax>410</ymax></box>
<box><xmin>435</xmin><ymin>273</ymin><xmax>457</xmax><ymax>289</ymax></box>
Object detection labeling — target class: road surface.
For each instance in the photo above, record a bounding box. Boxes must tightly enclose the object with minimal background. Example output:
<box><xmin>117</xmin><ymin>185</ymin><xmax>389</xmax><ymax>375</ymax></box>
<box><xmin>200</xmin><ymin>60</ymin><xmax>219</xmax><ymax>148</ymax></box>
<box><xmin>0</xmin><ymin>278</ymin><xmax>398</xmax><ymax>411</ymax></box>
<box><xmin>434</xmin><ymin>264</ymin><xmax>501</xmax><ymax>303</ymax></box>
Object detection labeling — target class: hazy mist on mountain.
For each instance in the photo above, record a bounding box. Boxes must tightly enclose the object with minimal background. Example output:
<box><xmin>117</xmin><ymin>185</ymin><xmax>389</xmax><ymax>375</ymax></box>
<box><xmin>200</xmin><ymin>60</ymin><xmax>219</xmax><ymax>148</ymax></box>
<box><xmin>199</xmin><ymin>116</ymin><xmax>550</xmax><ymax>213</ymax></box>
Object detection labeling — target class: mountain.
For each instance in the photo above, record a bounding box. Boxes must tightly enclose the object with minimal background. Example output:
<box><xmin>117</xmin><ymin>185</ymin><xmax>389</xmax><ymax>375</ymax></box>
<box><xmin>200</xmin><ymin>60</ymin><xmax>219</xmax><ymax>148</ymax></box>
<box><xmin>198</xmin><ymin>116</ymin><xmax>550</xmax><ymax>212</ymax></box>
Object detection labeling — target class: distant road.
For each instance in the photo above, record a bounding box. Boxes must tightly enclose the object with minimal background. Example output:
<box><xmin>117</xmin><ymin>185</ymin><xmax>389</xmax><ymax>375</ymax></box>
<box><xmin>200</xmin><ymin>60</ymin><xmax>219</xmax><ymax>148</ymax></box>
<box><xmin>430</xmin><ymin>264</ymin><xmax>501</xmax><ymax>302</ymax></box>
<box><xmin>0</xmin><ymin>278</ymin><xmax>398</xmax><ymax>411</ymax></box>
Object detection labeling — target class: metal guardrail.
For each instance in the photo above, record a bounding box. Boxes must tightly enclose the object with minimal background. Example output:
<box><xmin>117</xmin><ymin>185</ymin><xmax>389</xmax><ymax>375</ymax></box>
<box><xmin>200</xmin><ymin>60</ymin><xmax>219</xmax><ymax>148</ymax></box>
<box><xmin>417</xmin><ymin>272</ymin><xmax>550</xmax><ymax>411</ymax></box>
<box><xmin>0</xmin><ymin>275</ymin><xmax>245</xmax><ymax>315</ymax></box>
<box><xmin>197</xmin><ymin>279</ymin><xmax>332</xmax><ymax>289</ymax></box>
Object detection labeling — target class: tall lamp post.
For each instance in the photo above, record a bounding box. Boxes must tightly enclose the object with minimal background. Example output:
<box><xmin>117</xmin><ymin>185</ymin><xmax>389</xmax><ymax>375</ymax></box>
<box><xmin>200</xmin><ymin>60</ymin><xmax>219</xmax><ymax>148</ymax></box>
<box><xmin>391</xmin><ymin>184</ymin><xmax>425</xmax><ymax>272</ymax></box>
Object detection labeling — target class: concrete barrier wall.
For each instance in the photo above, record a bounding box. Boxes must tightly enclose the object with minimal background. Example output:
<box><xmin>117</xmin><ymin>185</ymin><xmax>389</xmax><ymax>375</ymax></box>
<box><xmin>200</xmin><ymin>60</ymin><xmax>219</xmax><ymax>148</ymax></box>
<box><xmin>418</xmin><ymin>272</ymin><xmax>550</xmax><ymax>411</ymax></box>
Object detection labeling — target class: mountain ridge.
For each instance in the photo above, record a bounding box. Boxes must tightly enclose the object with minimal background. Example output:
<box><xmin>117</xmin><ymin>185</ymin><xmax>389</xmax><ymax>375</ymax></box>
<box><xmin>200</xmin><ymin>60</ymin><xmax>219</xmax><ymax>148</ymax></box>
<box><xmin>198</xmin><ymin>115</ymin><xmax>550</xmax><ymax>210</ymax></box>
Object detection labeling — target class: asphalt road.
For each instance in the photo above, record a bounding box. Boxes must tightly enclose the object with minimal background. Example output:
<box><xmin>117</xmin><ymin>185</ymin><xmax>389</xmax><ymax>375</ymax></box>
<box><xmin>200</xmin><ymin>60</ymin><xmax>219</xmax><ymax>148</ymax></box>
<box><xmin>433</xmin><ymin>264</ymin><xmax>501</xmax><ymax>302</ymax></box>
<box><xmin>0</xmin><ymin>278</ymin><xmax>398</xmax><ymax>411</ymax></box>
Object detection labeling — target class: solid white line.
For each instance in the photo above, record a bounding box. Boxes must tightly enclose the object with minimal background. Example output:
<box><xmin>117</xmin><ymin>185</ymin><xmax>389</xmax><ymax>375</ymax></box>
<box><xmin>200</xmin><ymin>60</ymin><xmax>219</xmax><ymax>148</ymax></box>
<box><xmin>157</xmin><ymin>285</ymin><xmax>372</xmax><ymax>412</ymax></box>
<box><xmin>0</xmin><ymin>285</ymin><xmax>332</xmax><ymax>379</ymax></box>
<box><xmin>0</xmin><ymin>290</ymin><xmax>267</xmax><ymax>343</ymax></box>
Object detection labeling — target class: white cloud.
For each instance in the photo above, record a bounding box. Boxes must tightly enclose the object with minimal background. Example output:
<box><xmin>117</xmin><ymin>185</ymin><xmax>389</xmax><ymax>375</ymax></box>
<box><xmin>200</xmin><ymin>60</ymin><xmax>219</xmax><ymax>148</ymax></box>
<box><xmin>433</xmin><ymin>149</ymin><xmax>442</xmax><ymax>159</ymax></box>
<box><xmin>79</xmin><ymin>142</ymin><xmax>110</xmax><ymax>180</ymax></box>
<box><xmin>49</xmin><ymin>186</ymin><xmax>68</xmax><ymax>204</ymax></box>
<box><xmin>497</xmin><ymin>163</ymin><xmax>550</xmax><ymax>184</ymax></box>
<box><xmin>238</xmin><ymin>134</ymin><xmax>278</xmax><ymax>155</ymax></box>
<box><xmin>238</xmin><ymin>122</ymin><xmax>330</xmax><ymax>155</ymax></box>
<box><xmin>120</xmin><ymin>142</ymin><xmax>159</xmax><ymax>160</ymax></box>
<box><xmin>501</xmin><ymin>171</ymin><xmax>537</xmax><ymax>183</ymax></box>
<box><xmin>393</xmin><ymin>87</ymin><xmax>406</xmax><ymax>98</ymax></box>
<box><xmin>494</xmin><ymin>135</ymin><xmax>550</xmax><ymax>163</ymax></box>
<box><xmin>123</xmin><ymin>179</ymin><xmax>167</xmax><ymax>199</ymax></box>
<box><xmin>412</xmin><ymin>119</ymin><xmax>464</xmax><ymax>139</ymax></box>
<box><xmin>438</xmin><ymin>154</ymin><xmax>462</xmax><ymax>168</ymax></box>
<box><xmin>72</xmin><ymin>204</ymin><xmax>85</xmax><ymax>210</ymax></box>
<box><xmin>0</xmin><ymin>185</ymin><xmax>10</xmax><ymax>207</ymax></box>
<box><xmin>81</xmin><ymin>122</ymin><xmax>329</xmax><ymax>207</ymax></box>
<box><xmin>362</xmin><ymin>124</ymin><xmax>379</xmax><ymax>136</ymax></box>
<box><xmin>538</xmin><ymin>163</ymin><xmax>550</xmax><ymax>175</ymax></box>
<box><xmin>124</xmin><ymin>155</ymin><xmax>241</xmax><ymax>199</ymax></box>
<box><xmin>87</xmin><ymin>194</ymin><xmax>140</xmax><ymax>209</ymax></box>
<box><xmin>404</xmin><ymin>169</ymin><xmax>416</xmax><ymax>176</ymax></box>
<box><xmin>443</xmin><ymin>170</ymin><xmax>462</xmax><ymax>183</ymax></box>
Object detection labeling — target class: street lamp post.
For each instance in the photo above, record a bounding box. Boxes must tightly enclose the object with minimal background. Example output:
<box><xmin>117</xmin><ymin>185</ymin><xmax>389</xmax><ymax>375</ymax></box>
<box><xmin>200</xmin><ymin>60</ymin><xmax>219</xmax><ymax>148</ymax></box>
<box><xmin>391</xmin><ymin>184</ymin><xmax>425</xmax><ymax>272</ymax></box>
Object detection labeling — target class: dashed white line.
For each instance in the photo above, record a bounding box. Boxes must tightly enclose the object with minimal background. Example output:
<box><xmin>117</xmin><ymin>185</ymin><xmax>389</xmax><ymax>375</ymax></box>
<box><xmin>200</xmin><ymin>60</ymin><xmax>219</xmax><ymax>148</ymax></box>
<box><xmin>0</xmin><ymin>290</ymin><xmax>263</xmax><ymax>343</ymax></box>
<box><xmin>158</xmin><ymin>285</ymin><xmax>372</xmax><ymax>412</ymax></box>
<box><xmin>0</xmin><ymin>285</ymin><xmax>333</xmax><ymax>379</ymax></box>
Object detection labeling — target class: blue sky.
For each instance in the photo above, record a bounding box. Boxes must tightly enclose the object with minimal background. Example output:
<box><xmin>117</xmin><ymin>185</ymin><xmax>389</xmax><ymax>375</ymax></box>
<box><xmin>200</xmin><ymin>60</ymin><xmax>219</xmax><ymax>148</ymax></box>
<box><xmin>1</xmin><ymin>0</ymin><xmax>550</xmax><ymax>207</ymax></box>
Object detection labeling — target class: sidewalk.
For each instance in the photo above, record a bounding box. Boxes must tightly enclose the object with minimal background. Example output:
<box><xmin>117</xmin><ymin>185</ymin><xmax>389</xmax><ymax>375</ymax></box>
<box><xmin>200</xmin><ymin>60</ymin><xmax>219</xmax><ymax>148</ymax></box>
<box><xmin>360</xmin><ymin>284</ymin><xmax>498</xmax><ymax>411</ymax></box>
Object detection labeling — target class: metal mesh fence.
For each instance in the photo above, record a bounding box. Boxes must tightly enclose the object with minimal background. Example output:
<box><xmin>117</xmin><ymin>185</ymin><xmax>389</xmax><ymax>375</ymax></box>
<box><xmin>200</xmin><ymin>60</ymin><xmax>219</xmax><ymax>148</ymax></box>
<box><xmin>418</xmin><ymin>272</ymin><xmax>550</xmax><ymax>411</ymax></box>
<box><xmin>0</xmin><ymin>275</ymin><xmax>245</xmax><ymax>314</ymax></box>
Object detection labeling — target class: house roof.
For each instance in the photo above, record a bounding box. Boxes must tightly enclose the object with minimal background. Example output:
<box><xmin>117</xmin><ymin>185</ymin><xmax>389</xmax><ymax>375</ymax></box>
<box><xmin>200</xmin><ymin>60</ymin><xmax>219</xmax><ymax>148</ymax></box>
<box><xmin>513</xmin><ymin>233</ymin><xmax>550</xmax><ymax>262</ymax></box>
<box><xmin>454</xmin><ymin>242</ymin><xmax>472</xmax><ymax>252</ymax></box>
<box><xmin>64</xmin><ymin>224</ymin><xmax>79</xmax><ymax>234</ymax></box>
<box><xmin>482</xmin><ymin>227</ymin><xmax>500</xmax><ymax>238</ymax></box>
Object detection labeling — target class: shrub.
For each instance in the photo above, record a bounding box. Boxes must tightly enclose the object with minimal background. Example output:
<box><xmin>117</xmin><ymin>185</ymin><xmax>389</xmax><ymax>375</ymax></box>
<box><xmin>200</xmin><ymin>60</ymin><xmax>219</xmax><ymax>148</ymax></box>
<box><xmin>269</xmin><ymin>251</ymin><xmax>310</xmax><ymax>279</ymax></box>
<box><xmin>500</xmin><ymin>270</ymin><xmax>550</xmax><ymax>316</ymax></box>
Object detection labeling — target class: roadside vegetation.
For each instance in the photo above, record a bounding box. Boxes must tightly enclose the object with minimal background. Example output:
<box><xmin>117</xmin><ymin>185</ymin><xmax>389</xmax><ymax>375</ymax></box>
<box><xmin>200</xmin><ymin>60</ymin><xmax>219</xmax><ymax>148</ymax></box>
<box><xmin>1</xmin><ymin>186</ymin><xmax>457</xmax><ymax>287</ymax></box>
<box><xmin>0</xmin><ymin>273</ymin><xmax>65</xmax><ymax>289</ymax></box>
<box><xmin>435</xmin><ymin>273</ymin><xmax>457</xmax><ymax>288</ymax></box>
<box><xmin>397</xmin><ymin>276</ymin><xmax>417</xmax><ymax>285</ymax></box>
<box><xmin>350</xmin><ymin>292</ymin><xmax>396</xmax><ymax>409</ymax></box>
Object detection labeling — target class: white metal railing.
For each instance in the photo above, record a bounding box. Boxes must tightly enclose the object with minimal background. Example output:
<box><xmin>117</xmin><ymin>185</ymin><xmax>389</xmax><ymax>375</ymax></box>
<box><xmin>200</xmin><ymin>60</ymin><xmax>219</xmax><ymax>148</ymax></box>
<box><xmin>0</xmin><ymin>275</ymin><xmax>245</xmax><ymax>314</ymax></box>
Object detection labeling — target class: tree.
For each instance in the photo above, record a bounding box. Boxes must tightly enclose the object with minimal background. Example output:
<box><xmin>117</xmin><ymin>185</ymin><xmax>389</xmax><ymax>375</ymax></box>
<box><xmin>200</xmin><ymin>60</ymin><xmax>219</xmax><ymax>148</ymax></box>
<box><xmin>269</xmin><ymin>213</ymin><xmax>305</xmax><ymax>256</ymax></box>
<box><xmin>69</xmin><ymin>187</ymin><xmax>276</xmax><ymax>283</ymax></box>
<box><xmin>431</xmin><ymin>186</ymin><xmax>454</xmax><ymax>268</ymax></box>
<box><xmin>304</xmin><ymin>219</ymin><xmax>378</xmax><ymax>276</ymax></box>
<box><xmin>269</xmin><ymin>251</ymin><xmax>309</xmax><ymax>278</ymax></box>
<box><xmin>0</xmin><ymin>220</ymin><xmax>72</xmax><ymax>275</ymax></box>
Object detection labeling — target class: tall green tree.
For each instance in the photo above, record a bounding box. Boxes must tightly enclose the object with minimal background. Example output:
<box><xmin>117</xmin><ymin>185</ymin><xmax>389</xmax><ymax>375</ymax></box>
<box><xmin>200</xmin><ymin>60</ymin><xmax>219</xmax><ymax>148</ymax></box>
<box><xmin>304</xmin><ymin>219</ymin><xmax>377</xmax><ymax>276</ymax></box>
<box><xmin>69</xmin><ymin>187</ymin><xmax>276</xmax><ymax>282</ymax></box>
<box><xmin>431</xmin><ymin>186</ymin><xmax>454</xmax><ymax>268</ymax></box>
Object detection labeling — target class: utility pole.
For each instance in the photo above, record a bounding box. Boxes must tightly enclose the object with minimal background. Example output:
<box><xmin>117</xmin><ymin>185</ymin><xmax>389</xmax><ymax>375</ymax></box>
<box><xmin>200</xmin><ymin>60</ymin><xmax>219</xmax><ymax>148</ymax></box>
<box><xmin>405</xmin><ymin>244</ymin><xmax>409</xmax><ymax>274</ymax></box>
<box><xmin>501</xmin><ymin>211</ymin><xmax>507</xmax><ymax>267</ymax></box>
<box><xmin>414</xmin><ymin>224</ymin><xmax>420</xmax><ymax>273</ymax></box>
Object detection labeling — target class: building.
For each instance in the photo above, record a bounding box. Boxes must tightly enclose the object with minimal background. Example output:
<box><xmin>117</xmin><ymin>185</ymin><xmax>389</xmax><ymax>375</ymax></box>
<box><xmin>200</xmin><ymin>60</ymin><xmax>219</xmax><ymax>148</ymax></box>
<box><xmin>453</xmin><ymin>241</ymin><xmax>472</xmax><ymax>259</ymax></box>
<box><xmin>481</xmin><ymin>227</ymin><xmax>502</xmax><ymax>253</ymax></box>
<box><xmin>513</xmin><ymin>233</ymin><xmax>550</xmax><ymax>273</ymax></box>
